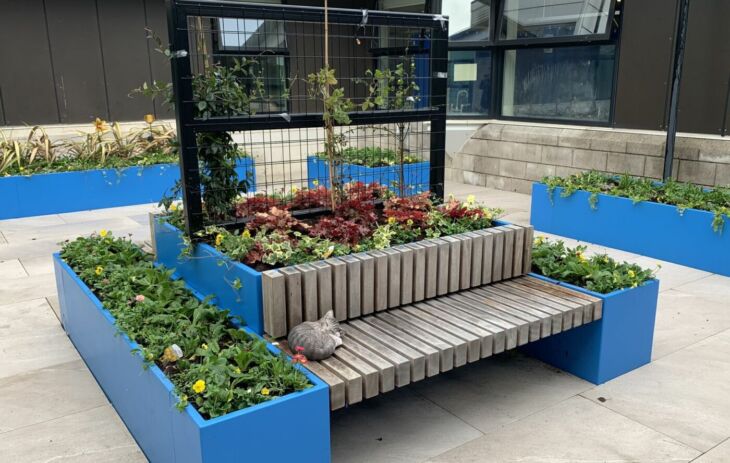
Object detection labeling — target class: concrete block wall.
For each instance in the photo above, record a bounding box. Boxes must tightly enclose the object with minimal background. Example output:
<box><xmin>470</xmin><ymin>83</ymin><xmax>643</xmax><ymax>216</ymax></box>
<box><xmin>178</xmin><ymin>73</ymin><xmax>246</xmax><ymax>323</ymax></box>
<box><xmin>445</xmin><ymin>122</ymin><xmax>730</xmax><ymax>194</ymax></box>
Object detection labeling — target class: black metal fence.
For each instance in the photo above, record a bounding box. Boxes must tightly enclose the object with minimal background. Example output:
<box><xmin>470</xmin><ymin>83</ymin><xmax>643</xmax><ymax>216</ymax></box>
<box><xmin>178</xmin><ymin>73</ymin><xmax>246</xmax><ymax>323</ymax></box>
<box><xmin>167</xmin><ymin>0</ymin><xmax>448</xmax><ymax>235</ymax></box>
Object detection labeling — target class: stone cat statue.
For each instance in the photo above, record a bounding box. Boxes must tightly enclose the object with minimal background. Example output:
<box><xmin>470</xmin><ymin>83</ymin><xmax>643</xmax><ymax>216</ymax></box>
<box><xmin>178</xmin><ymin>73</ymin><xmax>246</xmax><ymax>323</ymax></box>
<box><xmin>287</xmin><ymin>311</ymin><xmax>343</xmax><ymax>361</ymax></box>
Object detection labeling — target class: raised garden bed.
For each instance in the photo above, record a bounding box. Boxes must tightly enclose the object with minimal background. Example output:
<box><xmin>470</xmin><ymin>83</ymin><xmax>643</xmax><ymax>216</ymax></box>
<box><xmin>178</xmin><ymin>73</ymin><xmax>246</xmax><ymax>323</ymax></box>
<box><xmin>531</xmin><ymin>181</ymin><xmax>730</xmax><ymax>276</ymax></box>
<box><xmin>1</xmin><ymin>158</ymin><xmax>254</xmax><ymax>220</ymax></box>
<box><xmin>522</xmin><ymin>237</ymin><xmax>660</xmax><ymax>383</ymax></box>
<box><xmin>307</xmin><ymin>155</ymin><xmax>430</xmax><ymax>194</ymax></box>
<box><xmin>53</xmin><ymin>242</ymin><xmax>329</xmax><ymax>463</ymax></box>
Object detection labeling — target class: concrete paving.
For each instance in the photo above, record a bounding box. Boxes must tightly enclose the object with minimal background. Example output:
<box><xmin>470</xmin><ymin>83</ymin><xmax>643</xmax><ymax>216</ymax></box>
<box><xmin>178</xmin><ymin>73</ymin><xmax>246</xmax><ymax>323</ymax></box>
<box><xmin>0</xmin><ymin>182</ymin><xmax>728</xmax><ymax>462</ymax></box>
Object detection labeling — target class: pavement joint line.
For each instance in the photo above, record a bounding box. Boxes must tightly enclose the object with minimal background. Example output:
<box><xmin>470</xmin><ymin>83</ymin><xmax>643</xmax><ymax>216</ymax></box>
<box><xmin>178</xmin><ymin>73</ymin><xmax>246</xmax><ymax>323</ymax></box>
<box><xmin>573</xmin><ymin>395</ymin><xmax>704</xmax><ymax>456</ymax></box>
<box><xmin>648</xmin><ymin>324</ymin><xmax>730</xmax><ymax>364</ymax></box>
<box><xmin>690</xmin><ymin>437</ymin><xmax>730</xmax><ymax>462</ymax></box>
<box><xmin>410</xmin><ymin>385</ymin><xmax>485</xmax><ymax>440</ymax></box>
<box><xmin>670</xmin><ymin>273</ymin><xmax>721</xmax><ymax>293</ymax></box>
<box><xmin>0</xmin><ymin>403</ymin><xmax>110</xmax><ymax>437</ymax></box>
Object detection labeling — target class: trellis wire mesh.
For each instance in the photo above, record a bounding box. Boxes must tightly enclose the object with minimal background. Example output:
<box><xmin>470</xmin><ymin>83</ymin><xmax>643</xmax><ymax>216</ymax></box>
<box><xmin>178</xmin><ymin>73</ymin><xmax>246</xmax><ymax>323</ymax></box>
<box><xmin>167</xmin><ymin>0</ymin><xmax>448</xmax><ymax>235</ymax></box>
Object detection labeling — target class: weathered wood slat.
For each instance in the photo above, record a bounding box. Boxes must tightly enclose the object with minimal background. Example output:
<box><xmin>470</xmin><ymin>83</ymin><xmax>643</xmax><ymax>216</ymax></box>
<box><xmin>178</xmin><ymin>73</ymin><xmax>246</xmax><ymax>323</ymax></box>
<box><xmin>507</xmin><ymin>225</ymin><xmax>525</xmax><ymax>276</ymax></box>
<box><xmin>312</xmin><ymin>261</ymin><xmax>333</xmax><ymax>317</ymax></box>
<box><xmin>295</xmin><ymin>263</ymin><xmax>319</xmax><ymax>322</ymax></box>
<box><xmin>440</xmin><ymin>293</ymin><xmax>519</xmax><ymax>350</ymax></box>
<box><xmin>332</xmin><ymin>348</ymin><xmax>379</xmax><ymax>399</ymax></box>
<box><xmin>501</xmin><ymin>280</ymin><xmax>586</xmax><ymax>327</ymax></box>
<box><xmin>522</xmin><ymin>226</ymin><xmax>534</xmax><ymax>274</ymax></box>
<box><xmin>360</xmin><ymin>316</ymin><xmax>441</xmax><ymax>377</ymax></box>
<box><xmin>520</xmin><ymin>277</ymin><xmax>603</xmax><ymax>322</ymax></box>
<box><xmin>262</xmin><ymin>270</ymin><xmax>287</xmax><ymax>338</ymax></box>
<box><xmin>299</xmin><ymin>360</ymin><xmax>346</xmax><ymax>410</ymax></box>
<box><xmin>370</xmin><ymin>250</ymin><xmax>389</xmax><ymax>312</ymax></box>
<box><xmin>383</xmin><ymin>248</ymin><xmax>401</xmax><ymax>309</ymax></box>
<box><xmin>338</xmin><ymin>343</ymin><xmax>395</xmax><ymax>394</ymax></box>
<box><xmin>407</xmin><ymin>243</ymin><xmax>426</xmax><ymax>303</ymax></box>
<box><xmin>347</xmin><ymin>320</ymin><xmax>418</xmax><ymax>384</ymax></box>
<box><xmin>279</xmin><ymin>267</ymin><xmax>303</xmax><ymax>331</ymax></box>
<box><xmin>491</xmin><ymin>229</ymin><xmax>505</xmax><ymax>281</ymax></box>
<box><xmin>435</xmin><ymin>238</ymin><xmax>450</xmax><ymax>296</ymax></box>
<box><xmin>500</xmin><ymin>226</ymin><xmax>515</xmax><ymax>279</ymax></box>
<box><xmin>476</xmin><ymin>229</ymin><xmax>494</xmax><ymax>285</ymax></box>
<box><xmin>448</xmin><ymin>292</ymin><xmax>531</xmax><ymax>346</ymax></box>
<box><xmin>423</xmin><ymin>299</ymin><xmax>505</xmax><ymax>354</ymax></box>
<box><xmin>422</xmin><ymin>240</ymin><xmax>438</xmax><ymax>299</ymax></box>
<box><xmin>405</xmin><ymin>304</ymin><xmax>483</xmax><ymax>362</ymax></box>
<box><xmin>385</xmin><ymin>310</ymin><xmax>470</xmax><ymax>368</ymax></box>
<box><xmin>492</xmin><ymin>281</ymin><xmax>574</xmax><ymax>331</ymax></box>
<box><xmin>474</xmin><ymin>286</ymin><xmax>558</xmax><ymax>338</ymax></box>
<box><xmin>467</xmin><ymin>232</ymin><xmax>484</xmax><ymax>287</ymax></box>
<box><xmin>353</xmin><ymin>252</ymin><xmax>375</xmax><ymax>316</ymax></box>
<box><xmin>458</xmin><ymin>289</ymin><xmax>543</xmax><ymax>342</ymax></box>
<box><xmin>397</xmin><ymin>245</ymin><xmax>414</xmax><ymax>306</ymax></box>
<box><xmin>457</xmin><ymin>234</ymin><xmax>472</xmax><ymax>290</ymax></box>
<box><xmin>328</xmin><ymin>258</ymin><xmax>347</xmax><ymax>322</ymax></box>
<box><xmin>480</xmin><ymin>284</ymin><xmax>566</xmax><ymax>334</ymax></box>
<box><xmin>443</xmin><ymin>236</ymin><xmax>461</xmax><ymax>293</ymax></box>
<box><xmin>320</xmin><ymin>356</ymin><xmax>363</xmax><ymax>406</ymax></box>
<box><xmin>339</xmin><ymin>255</ymin><xmax>361</xmax><ymax>319</ymax></box>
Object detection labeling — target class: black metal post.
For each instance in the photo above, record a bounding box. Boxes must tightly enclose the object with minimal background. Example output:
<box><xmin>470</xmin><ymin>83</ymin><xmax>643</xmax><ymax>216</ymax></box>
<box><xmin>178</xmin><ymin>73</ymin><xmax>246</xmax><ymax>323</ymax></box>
<box><xmin>167</xmin><ymin>0</ymin><xmax>204</xmax><ymax>235</ymax></box>
<box><xmin>663</xmin><ymin>0</ymin><xmax>691</xmax><ymax>180</ymax></box>
<box><xmin>429</xmin><ymin>21</ymin><xmax>448</xmax><ymax>201</ymax></box>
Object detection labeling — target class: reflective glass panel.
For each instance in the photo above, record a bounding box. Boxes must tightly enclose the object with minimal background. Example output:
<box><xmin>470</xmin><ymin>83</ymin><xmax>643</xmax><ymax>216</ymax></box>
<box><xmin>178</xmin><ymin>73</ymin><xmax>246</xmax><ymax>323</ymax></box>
<box><xmin>499</xmin><ymin>0</ymin><xmax>612</xmax><ymax>41</ymax></box>
<box><xmin>447</xmin><ymin>50</ymin><xmax>492</xmax><ymax>116</ymax></box>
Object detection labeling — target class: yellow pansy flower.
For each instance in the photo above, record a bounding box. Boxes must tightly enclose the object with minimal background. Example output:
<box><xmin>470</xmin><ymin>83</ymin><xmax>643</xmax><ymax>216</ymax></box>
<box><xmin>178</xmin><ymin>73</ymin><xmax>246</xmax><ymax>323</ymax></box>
<box><xmin>99</xmin><ymin>229</ymin><xmax>109</xmax><ymax>238</ymax></box>
<box><xmin>466</xmin><ymin>194</ymin><xmax>476</xmax><ymax>205</ymax></box>
<box><xmin>291</xmin><ymin>186</ymin><xmax>299</xmax><ymax>194</ymax></box>
<box><xmin>261</xmin><ymin>387</ymin><xmax>270</xmax><ymax>396</ymax></box>
<box><xmin>95</xmin><ymin>266</ymin><xmax>104</xmax><ymax>276</ymax></box>
<box><xmin>201</xmin><ymin>343</ymin><xmax>208</xmax><ymax>350</ymax></box>
<box><xmin>215</xmin><ymin>234</ymin><xmax>223</xmax><ymax>247</ymax></box>
<box><xmin>387</xmin><ymin>216</ymin><xmax>397</xmax><ymax>225</ymax></box>
<box><xmin>627</xmin><ymin>270</ymin><xmax>636</xmax><ymax>278</ymax></box>
<box><xmin>406</xmin><ymin>219</ymin><xmax>414</xmax><ymax>226</ymax></box>
<box><xmin>169</xmin><ymin>203</ymin><xmax>178</xmax><ymax>212</ymax></box>
<box><xmin>242</xmin><ymin>229</ymin><xmax>251</xmax><ymax>239</ymax></box>
<box><xmin>576</xmin><ymin>251</ymin><xmax>586</xmax><ymax>262</ymax></box>
<box><xmin>144</xmin><ymin>114</ymin><xmax>155</xmax><ymax>124</ymax></box>
<box><xmin>312</xmin><ymin>180</ymin><xmax>319</xmax><ymax>186</ymax></box>
<box><xmin>192</xmin><ymin>380</ymin><xmax>206</xmax><ymax>394</ymax></box>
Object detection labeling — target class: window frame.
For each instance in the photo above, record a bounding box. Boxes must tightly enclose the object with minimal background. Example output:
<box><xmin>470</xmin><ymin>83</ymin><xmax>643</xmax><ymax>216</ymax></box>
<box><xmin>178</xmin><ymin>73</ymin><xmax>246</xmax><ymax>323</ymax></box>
<box><xmin>495</xmin><ymin>0</ymin><xmax>617</xmax><ymax>46</ymax></box>
<box><xmin>446</xmin><ymin>0</ymin><xmax>622</xmax><ymax>126</ymax></box>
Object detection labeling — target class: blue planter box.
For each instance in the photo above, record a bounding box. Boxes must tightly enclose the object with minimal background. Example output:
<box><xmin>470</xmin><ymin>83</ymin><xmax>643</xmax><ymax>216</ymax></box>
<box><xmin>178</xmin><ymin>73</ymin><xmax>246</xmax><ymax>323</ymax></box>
<box><xmin>153</xmin><ymin>220</ymin><xmax>266</xmax><ymax>335</ymax></box>
<box><xmin>1</xmin><ymin>158</ymin><xmax>255</xmax><ymax>220</ymax></box>
<box><xmin>522</xmin><ymin>275</ymin><xmax>660</xmax><ymax>384</ymax></box>
<box><xmin>530</xmin><ymin>182</ymin><xmax>730</xmax><ymax>276</ymax></box>
<box><xmin>307</xmin><ymin>155</ymin><xmax>429</xmax><ymax>193</ymax></box>
<box><xmin>53</xmin><ymin>253</ymin><xmax>330</xmax><ymax>463</ymax></box>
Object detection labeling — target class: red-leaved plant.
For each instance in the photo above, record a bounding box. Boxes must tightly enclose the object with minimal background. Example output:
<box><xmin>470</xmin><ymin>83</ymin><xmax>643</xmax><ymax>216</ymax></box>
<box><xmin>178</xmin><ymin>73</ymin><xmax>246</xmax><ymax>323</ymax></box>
<box><xmin>383</xmin><ymin>192</ymin><xmax>433</xmax><ymax>228</ymax></box>
<box><xmin>235</xmin><ymin>196</ymin><xmax>285</xmax><ymax>218</ymax></box>
<box><xmin>246</xmin><ymin>207</ymin><xmax>309</xmax><ymax>235</ymax></box>
<box><xmin>310</xmin><ymin>217</ymin><xmax>370</xmax><ymax>246</ymax></box>
<box><xmin>290</xmin><ymin>186</ymin><xmax>330</xmax><ymax>210</ymax></box>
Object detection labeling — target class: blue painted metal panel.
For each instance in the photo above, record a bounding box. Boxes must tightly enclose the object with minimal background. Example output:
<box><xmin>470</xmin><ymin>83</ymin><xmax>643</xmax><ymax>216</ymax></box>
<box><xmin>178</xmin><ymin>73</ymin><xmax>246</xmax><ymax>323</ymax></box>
<box><xmin>530</xmin><ymin>182</ymin><xmax>730</xmax><ymax>276</ymax></box>
<box><xmin>307</xmin><ymin>156</ymin><xmax>430</xmax><ymax>194</ymax></box>
<box><xmin>0</xmin><ymin>158</ymin><xmax>254</xmax><ymax>220</ymax></box>
<box><xmin>153</xmin><ymin>220</ymin><xmax>266</xmax><ymax>335</ymax></box>
<box><xmin>522</xmin><ymin>274</ymin><xmax>660</xmax><ymax>384</ymax></box>
<box><xmin>54</xmin><ymin>253</ymin><xmax>331</xmax><ymax>463</ymax></box>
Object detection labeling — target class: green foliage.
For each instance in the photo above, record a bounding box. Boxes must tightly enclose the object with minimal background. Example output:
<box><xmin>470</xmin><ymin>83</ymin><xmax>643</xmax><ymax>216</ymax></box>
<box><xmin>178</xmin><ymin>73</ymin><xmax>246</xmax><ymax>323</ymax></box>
<box><xmin>531</xmin><ymin>236</ymin><xmax>657</xmax><ymax>294</ymax></box>
<box><xmin>543</xmin><ymin>171</ymin><xmax>730</xmax><ymax>232</ymax></box>
<box><xmin>307</xmin><ymin>66</ymin><xmax>354</xmax><ymax>209</ymax></box>
<box><xmin>315</xmin><ymin>146</ymin><xmax>420</xmax><ymax>168</ymax></box>
<box><xmin>196</xmin><ymin>132</ymin><xmax>251</xmax><ymax>220</ymax></box>
<box><xmin>1</xmin><ymin>121</ymin><xmax>178</xmax><ymax>176</ymax></box>
<box><xmin>192</xmin><ymin>58</ymin><xmax>265</xmax><ymax>120</ymax></box>
<box><xmin>60</xmin><ymin>232</ymin><xmax>310</xmax><ymax>419</ymax></box>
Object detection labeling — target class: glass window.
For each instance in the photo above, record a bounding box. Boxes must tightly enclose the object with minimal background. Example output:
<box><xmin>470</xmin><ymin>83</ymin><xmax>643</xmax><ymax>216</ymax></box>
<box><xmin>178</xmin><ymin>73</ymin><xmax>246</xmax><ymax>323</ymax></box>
<box><xmin>443</xmin><ymin>0</ymin><xmax>491</xmax><ymax>42</ymax></box>
<box><xmin>499</xmin><ymin>0</ymin><xmax>612</xmax><ymax>41</ymax></box>
<box><xmin>378</xmin><ymin>0</ymin><xmax>428</xmax><ymax>13</ymax></box>
<box><xmin>501</xmin><ymin>45</ymin><xmax>615</xmax><ymax>122</ymax></box>
<box><xmin>447</xmin><ymin>50</ymin><xmax>492</xmax><ymax>116</ymax></box>
<box><xmin>218</xmin><ymin>18</ymin><xmax>287</xmax><ymax>50</ymax></box>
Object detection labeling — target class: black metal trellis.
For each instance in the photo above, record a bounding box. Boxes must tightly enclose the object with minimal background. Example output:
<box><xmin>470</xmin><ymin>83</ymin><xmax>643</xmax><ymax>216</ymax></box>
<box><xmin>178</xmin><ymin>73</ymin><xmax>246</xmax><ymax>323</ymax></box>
<box><xmin>166</xmin><ymin>0</ymin><xmax>448</xmax><ymax>236</ymax></box>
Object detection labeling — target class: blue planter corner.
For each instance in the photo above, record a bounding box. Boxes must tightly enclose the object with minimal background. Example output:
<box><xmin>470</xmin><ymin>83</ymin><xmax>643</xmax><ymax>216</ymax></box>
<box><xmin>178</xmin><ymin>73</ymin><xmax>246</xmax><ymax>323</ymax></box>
<box><xmin>53</xmin><ymin>253</ymin><xmax>330</xmax><ymax>463</ymax></box>
<box><xmin>523</xmin><ymin>275</ymin><xmax>660</xmax><ymax>384</ymax></box>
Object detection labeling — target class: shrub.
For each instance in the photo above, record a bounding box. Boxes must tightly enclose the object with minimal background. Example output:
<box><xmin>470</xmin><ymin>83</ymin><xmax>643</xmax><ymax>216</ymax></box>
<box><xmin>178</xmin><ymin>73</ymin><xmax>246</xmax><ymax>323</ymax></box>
<box><xmin>310</xmin><ymin>217</ymin><xmax>371</xmax><ymax>246</ymax></box>
<box><xmin>531</xmin><ymin>236</ymin><xmax>656</xmax><ymax>294</ymax></box>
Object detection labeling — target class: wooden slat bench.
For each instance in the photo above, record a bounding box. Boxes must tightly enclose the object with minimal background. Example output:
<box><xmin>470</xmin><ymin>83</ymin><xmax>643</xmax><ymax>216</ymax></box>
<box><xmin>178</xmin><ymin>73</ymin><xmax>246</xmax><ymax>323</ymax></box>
<box><xmin>277</xmin><ymin>275</ymin><xmax>602</xmax><ymax>410</ymax></box>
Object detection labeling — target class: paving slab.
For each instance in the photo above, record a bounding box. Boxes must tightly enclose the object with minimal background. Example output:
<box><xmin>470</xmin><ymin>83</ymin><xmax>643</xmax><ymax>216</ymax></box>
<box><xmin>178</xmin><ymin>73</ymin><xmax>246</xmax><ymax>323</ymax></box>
<box><xmin>428</xmin><ymin>396</ymin><xmax>700</xmax><ymax>463</ymax></box>
<box><xmin>0</xmin><ymin>231</ymin><xmax>6</xmax><ymax>244</ymax></box>
<box><xmin>0</xmin><ymin>259</ymin><xmax>28</xmax><ymax>278</ymax></box>
<box><xmin>46</xmin><ymin>295</ymin><xmax>61</xmax><ymax>322</ymax></box>
<box><xmin>0</xmin><ymin>360</ymin><xmax>108</xmax><ymax>433</ymax></box>
<box><xmin>331</xmin><ymin>388</ymin><xmax>482</xmax><ymax>463</ymax></box>
<box><xmin>0</xmin><ymin>298</ymin><xmax>80</xmax><ymax>379</ymax></box>
<box><xmin>19</xmin><ymin>254</ymin><xmax>55</xmax><ymax>275</ymax></box>
<box><xmin>1</xmin><ymin>217</ymin><xmax>141</xmax><ymax>243</ymax></box>
<box><xmin>410</xmin><ymin>351</ymin><xmax>593</xmax><ymax>434</ymax></box>
<box><xmin>673</xmin><ymin>274</ymin><xmax>730</xmax><ymax>306</ymax></box>
<box><xmin>0</xmin><ymin>236</ymin><xmax>70</xmax><ymax>261</ymax></box>
<box><xmin>58</xmin><ymin>202</ymin><xmax>160</xmax><ymax>224</ymax></box>
<box><xmin>582</xmin><ymin>329</ymin><xmax>730</xmax><ymax>452</ymax></box>
<box><xmin>0</xmin><ymin>273</ymin><xmax>57</xmax><ymax>304</ymax></box>
<box><xmin>0</xmin><ymin>214</ymin><xmax>66</xmax><ymax>232</ymax></box>
<box><xmin>0</xmin><ymin>405</ymin><xmax>146</xmax><ymax>463</ymax></box>
<box><xmin>652</xmin><ymin>289</ymin><xmax>730</xmax><ymax>360</ymax></box>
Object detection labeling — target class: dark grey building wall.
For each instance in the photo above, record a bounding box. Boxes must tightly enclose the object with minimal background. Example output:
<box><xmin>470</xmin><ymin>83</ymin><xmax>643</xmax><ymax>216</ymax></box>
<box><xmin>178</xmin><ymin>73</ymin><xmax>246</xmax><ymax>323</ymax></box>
<box><xmin>614</xmin><ymin>0</ymin><xmax>730</xmax><ymax>135</ymax></box>
<box><xmin>0</xmin><ymin>0</ymin><xmax>172</xmax><ymax>126</ymax></box>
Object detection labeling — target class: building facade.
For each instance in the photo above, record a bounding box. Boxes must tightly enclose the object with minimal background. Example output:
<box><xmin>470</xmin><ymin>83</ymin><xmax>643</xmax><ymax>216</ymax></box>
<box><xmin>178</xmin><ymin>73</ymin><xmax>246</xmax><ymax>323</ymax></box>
<box><xmin>1</xmin><ymin>0</ymin><xmax>728</xmax><ymax>188</ymax></box>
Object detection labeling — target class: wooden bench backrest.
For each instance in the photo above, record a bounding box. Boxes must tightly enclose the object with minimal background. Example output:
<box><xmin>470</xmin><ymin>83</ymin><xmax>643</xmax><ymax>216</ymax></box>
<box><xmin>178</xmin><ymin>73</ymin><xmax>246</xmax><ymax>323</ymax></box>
<box><xmin>262</xmin><ymin>224</ymin><xmax>534</xmax><ymax>338</ymax></box>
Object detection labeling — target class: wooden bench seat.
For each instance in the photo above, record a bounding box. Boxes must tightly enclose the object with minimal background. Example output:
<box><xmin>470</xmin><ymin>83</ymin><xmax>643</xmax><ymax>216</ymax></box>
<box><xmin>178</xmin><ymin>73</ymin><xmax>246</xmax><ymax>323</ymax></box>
<box><xmin>280</xmin><ymin>275</ymin><xmax>602</xmax><ymax>410</ymax></box>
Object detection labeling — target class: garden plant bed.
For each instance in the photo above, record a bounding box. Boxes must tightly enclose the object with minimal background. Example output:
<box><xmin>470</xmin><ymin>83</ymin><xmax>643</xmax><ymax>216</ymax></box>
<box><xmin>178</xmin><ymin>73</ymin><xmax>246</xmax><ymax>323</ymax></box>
<box><xmin>307</xmin><ymin>155</ymin><xmax>430</xmax><ymax>194</ymax></box>
<box><xmin>53</xmin><ymin>238</ymin><xmax>329</xmax><ymax>463</ymax></box>
<box><xmin>531</xmin><ymin>180</ymin><xmax>730</xmax><ymax>276</ymax></box>
<box><xmin>0</xmin><ymin>157</ymin><xmax>255</xmax><ymax>220</ymax></box>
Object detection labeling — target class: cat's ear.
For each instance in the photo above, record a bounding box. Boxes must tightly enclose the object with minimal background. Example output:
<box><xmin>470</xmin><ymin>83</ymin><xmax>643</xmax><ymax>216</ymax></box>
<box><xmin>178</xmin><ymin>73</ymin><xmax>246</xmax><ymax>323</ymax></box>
<box><xmin>324</xmin><ymin>310</ymin><xmax>335</xmax><ymax>319</ymax></box>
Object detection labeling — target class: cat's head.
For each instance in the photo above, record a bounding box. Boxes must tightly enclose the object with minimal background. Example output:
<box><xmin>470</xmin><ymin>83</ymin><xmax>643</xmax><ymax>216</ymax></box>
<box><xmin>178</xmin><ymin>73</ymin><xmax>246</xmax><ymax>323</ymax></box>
<box><xmin>319</xmin><ymin>310</ymin><xmax>343</xmax><ymax>337</ymax></box>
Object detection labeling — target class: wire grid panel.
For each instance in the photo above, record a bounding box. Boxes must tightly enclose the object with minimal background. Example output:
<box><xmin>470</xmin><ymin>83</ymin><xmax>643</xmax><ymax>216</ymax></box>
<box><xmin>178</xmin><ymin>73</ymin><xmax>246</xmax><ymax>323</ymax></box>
<box><xmin>168</xmin><ymin>0</ymin><xmax>448</xmax><ymax>234</ymax></box>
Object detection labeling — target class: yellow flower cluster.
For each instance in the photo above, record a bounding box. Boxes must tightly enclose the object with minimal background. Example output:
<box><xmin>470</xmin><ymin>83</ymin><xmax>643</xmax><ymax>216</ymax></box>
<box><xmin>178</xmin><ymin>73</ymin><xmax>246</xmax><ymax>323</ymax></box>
<box><xmin>192</xmin><ymin>380</ymin><xmax>206</xmax><ymax>394</ymax></box>
<box><xmin>95</xmin><ymin>266</ymin><xmax>104</xmax><ymax>276</ymax></box>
